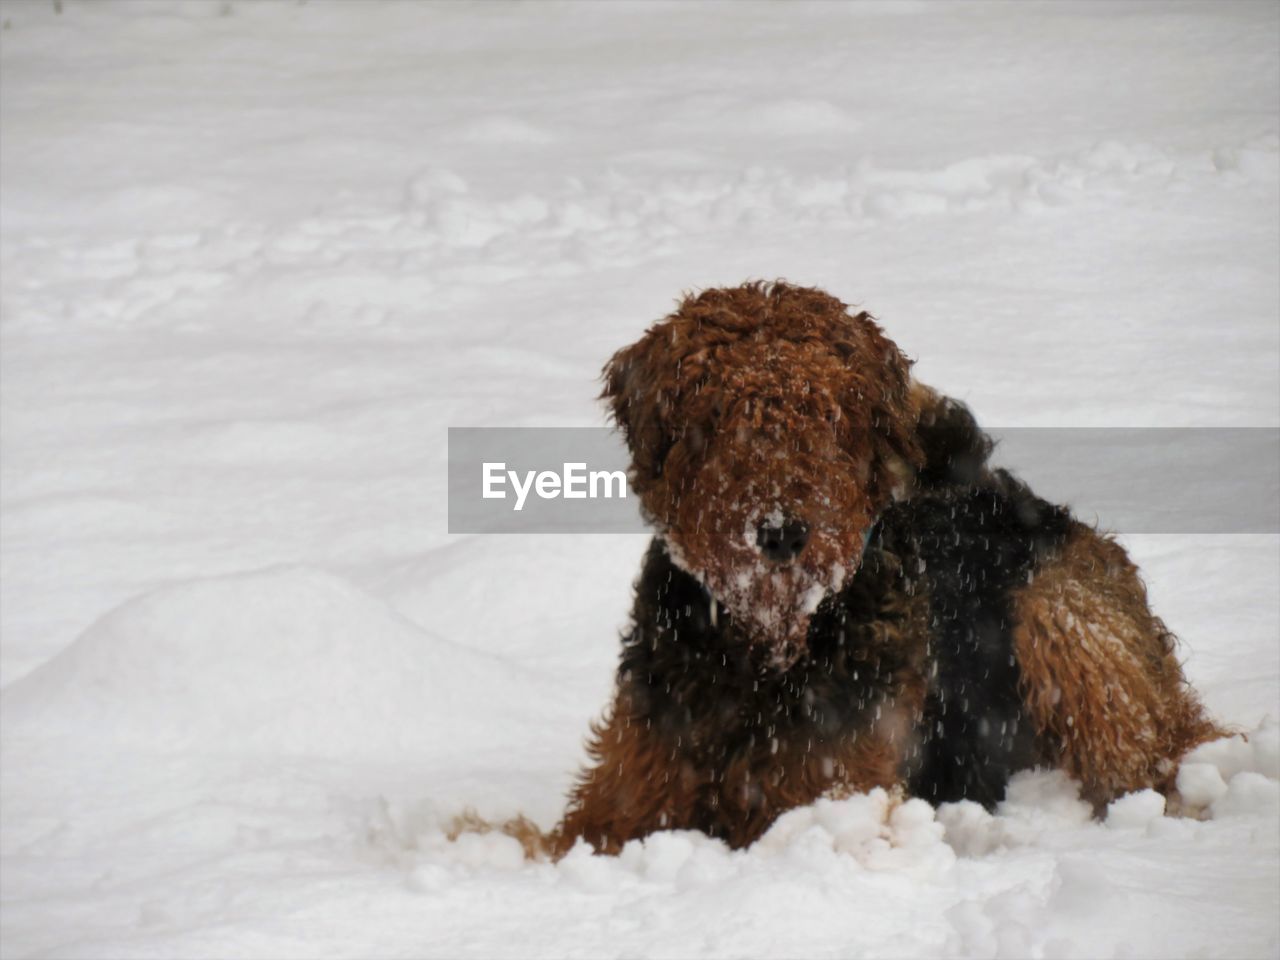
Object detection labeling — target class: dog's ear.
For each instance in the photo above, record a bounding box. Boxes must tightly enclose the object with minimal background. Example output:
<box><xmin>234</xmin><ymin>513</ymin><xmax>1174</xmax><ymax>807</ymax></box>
<box><xmin>601</xmin><ymin>336</ymin><xmax>672</xmax><ymax>489</ymax></box>
<box><xmin>911</xmin><ymin>385</ymin><xmax>994</xmax><ymax>488</ymax></box>
<box><xmin>835</xmin><ymin>312</ymin><xmax>926</xmax><ymax>504</ymax></box>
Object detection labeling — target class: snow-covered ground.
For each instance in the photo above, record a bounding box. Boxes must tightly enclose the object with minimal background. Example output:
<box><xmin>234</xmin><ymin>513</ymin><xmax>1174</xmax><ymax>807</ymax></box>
<box><xmin>2</xmin><ymin>2</ymin><xmax>1278</xmax><ymax>957</ymax></box>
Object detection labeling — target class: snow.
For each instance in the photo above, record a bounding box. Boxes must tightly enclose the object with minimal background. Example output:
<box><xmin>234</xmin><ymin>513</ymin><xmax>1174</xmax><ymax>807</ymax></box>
<box><xmin>1</xmin><ymin>1</ymin><xmax>1277</xmax><ymax>957</ymax></box>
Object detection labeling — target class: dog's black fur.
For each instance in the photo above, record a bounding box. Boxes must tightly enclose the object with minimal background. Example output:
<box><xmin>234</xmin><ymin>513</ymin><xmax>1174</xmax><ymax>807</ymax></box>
<box><xmin>891</xmin><ymin>478</ymin><xmax>1072</xmax><ymax>806</ymax></box>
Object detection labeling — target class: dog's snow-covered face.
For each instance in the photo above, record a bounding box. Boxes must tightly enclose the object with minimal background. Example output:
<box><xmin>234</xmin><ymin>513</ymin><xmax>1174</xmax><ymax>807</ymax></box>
<box><xmin>604</xmin><ymin>283</ymin><xmax>923</xmax><ymax>666</ymax></box>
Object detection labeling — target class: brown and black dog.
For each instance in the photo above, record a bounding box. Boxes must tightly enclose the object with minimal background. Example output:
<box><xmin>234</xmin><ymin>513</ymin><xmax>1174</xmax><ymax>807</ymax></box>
<box><xmin>543</xmin><ymin>281</ymin><xmax>1221</xmax><ymax>857</ymax></box>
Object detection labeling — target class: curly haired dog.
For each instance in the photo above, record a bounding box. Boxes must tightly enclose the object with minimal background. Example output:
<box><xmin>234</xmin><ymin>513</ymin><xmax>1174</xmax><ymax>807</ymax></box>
<box><xmin>546</xmin><ymin>281</ymin><xmax>1222</xmax><ymax>857</ymax></box>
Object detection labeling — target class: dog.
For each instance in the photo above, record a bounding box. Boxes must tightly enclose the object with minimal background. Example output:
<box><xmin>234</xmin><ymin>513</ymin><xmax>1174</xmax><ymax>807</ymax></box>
<box><xmin>545</xmin><ymin>281</ymin><xmax>1222</xmax><ymax>857</ymax></box>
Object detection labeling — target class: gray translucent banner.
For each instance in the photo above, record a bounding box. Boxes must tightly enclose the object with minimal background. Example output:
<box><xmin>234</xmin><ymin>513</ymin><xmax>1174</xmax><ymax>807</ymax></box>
<box><xmin>447</xmin><ymin>427</ymin><xmax>1279</xmax><ymax>534</ymax></box>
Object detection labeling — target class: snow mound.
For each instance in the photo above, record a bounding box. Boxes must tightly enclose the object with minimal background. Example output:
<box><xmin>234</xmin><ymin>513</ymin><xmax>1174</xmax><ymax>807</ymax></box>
<box><xmin>389</xmin><ymin>788</ymin><xmax>965</xmax><ymax>913</ymax></box>
<box><xmin>382</xmin><ymin>755</ymin><xmax>1279</xmax><ymax>959</ymax></box>
<box><xmin>415</xmin><ymin>738</ymin><xmax>1280</xmax><ymax>878</ymax></box>
<box><xmin>1</xmin><ymin>567</ymin><xmax>532</xmax><ymax>757</ymax></box>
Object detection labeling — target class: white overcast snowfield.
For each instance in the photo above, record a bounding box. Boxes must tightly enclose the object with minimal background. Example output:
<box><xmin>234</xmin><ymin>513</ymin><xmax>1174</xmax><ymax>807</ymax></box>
<box><xmin>2</xmin><ymin>2</ymin><xmax>1279</xmax><ymax>958</ymax></box>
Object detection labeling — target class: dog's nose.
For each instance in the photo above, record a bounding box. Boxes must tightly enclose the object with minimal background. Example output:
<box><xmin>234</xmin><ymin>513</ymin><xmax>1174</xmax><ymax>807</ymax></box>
<box><xmin>756</xmin><ymin>517</ymin><xmax>809</xmax><ymax>563</ymax></box>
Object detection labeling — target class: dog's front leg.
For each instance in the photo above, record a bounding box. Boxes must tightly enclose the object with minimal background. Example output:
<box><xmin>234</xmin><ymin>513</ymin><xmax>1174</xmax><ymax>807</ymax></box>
<box><xmin>548</xmin><ymin>694</ymin><xmax>695</xmax><ymax>857</ymax></box>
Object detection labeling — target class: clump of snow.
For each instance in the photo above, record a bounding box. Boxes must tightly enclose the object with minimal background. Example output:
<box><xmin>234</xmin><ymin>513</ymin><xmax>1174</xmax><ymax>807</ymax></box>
<box><xmin>1212</xmin><ymin>772</ymin><xmax>1280</xmax><ymax>821</ymax></box>
<box><xmin>1170</xmin><ymin>719</ymin><xmax>1280</xmax><ymax>821</ymax></box>
<box><xmin>1183</xmin><ymin>717</ymin><xmax>1280</xmax><ymax>781</ymax></box>
<box><xmin>1178</xmin><ymin>761</ymin><xmax>1232</xmax><ymax>809</ymax></box>
<box><xmin>1105</xmin><ymin>789</ymin><xmax>1166</xmax><ymax>829</ymax></box>
<box><xmin>754</xmin><ymin>789</ymin><xmax>952</xmax><ymax>875</ymax></box>
<box><xmin>1174</xmin><ymin>718</ymin><xmax>1280</xmax><ymax>820</ymax></box>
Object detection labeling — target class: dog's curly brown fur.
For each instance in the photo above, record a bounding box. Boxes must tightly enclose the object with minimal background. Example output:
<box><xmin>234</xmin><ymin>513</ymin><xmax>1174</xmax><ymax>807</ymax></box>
<box><xmin>543</xmin><ymin>281</ymin><xmax>1222</xmax><ymax>858</ymax></box>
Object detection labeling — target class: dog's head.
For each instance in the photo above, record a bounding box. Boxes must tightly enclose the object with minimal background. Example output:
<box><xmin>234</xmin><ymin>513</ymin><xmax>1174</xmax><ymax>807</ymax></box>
<box><xmin>604</xmin><ymin>281</ymin><xmax>925</xmax><ymax>666</ymax></box>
